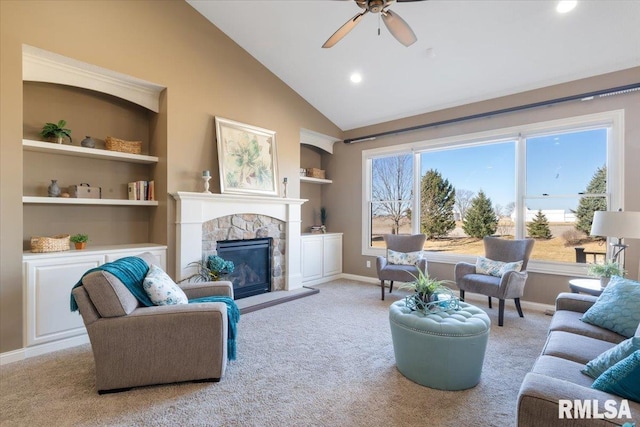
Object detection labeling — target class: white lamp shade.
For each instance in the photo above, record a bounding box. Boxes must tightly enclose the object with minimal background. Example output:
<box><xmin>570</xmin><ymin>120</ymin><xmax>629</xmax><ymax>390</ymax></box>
<box><xmin>590</xmin><ymin>211</ymin><xmax>640</xmax><ymax>239</ymax></box>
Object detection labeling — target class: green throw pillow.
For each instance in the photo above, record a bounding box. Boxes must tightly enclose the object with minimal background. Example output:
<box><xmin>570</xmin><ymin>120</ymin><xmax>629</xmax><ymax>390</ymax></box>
<box><xmin>592</xmin><ymin>350</ymin><xmax>640</xmax><ymax>402</ymax></box>
<box><xmin>582</xmin><ymin>337</ymin><xmax>640</xmax><ymax>379</ymax></box>
<box><xmin>581</xmin><ymin>276</ymin><xmax>640</xmax><ymax>338</ymax></box>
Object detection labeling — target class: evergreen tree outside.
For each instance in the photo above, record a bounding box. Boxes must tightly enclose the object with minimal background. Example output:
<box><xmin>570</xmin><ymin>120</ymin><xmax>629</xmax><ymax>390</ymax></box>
<box><xmin>574</xmin><ymin>166</ymin><xmax>607</xmax><ymax>236</ymax></box>
<box><xmin>462</xmin><ymin>190</ymin><xmax>498</xmax><ymax>238</ymax></box>
<box><xmin>527</xmin><ymin>210</ymin><xmax>553</xmax><ymax>239</ymax></box>
<box><xmin>420</xmin><ymin>169</ymin><xmax>456</xmax><ymax>239</ymax></box>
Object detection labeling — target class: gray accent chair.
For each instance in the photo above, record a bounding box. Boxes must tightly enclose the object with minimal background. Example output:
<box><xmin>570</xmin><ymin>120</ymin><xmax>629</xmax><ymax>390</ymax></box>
<box><xmin>376</xmin><ymin>234</ymin><xmax>427</xmax><ymax>300</ymax></box>
<box><xmin>72</xmin><ymin>252</ymin><xmax>234</xmax><ymax>394</ymax></box>
<box><xmin>454</xmin><ymin>236</ymin><xmax>534</xmax><ymax>326</ymax></box>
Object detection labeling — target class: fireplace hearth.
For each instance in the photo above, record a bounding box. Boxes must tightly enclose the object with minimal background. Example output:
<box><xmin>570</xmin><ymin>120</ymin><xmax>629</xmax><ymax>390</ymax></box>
<box><xmin>217</xmin><ymin>238</ymin><xmax>272</xmax><ymax>299</ymax></box>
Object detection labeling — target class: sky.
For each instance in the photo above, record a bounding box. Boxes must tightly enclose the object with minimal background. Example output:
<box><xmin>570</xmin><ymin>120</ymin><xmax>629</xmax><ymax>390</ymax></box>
<box><xmin>419</xmin><ymin>128</ymin><xmax>607</xmax><ymax>212</ymax></box>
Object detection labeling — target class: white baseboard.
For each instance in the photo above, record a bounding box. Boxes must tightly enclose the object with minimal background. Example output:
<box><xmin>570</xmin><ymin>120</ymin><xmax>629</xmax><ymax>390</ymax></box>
<box><xmin>0</xmin><ymin>334</ymin><xmax>89</xmax><ymax>366</ymax></box>
<box><xmin>334</xmin><ymin>273</ymin><xmax>555</xmax><ymax>313</ymax></box>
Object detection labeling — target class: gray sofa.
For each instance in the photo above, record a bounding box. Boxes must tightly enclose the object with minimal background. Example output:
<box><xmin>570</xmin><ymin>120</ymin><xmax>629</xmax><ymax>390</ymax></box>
<box><xmin>517</xmin><ymin>292</ymin><xmax>639</xmax><ymax>426</ymax></box>
<box><xmin>72</xmin><ymin>252</ymin><xmax>234</xmax><ymax>394</ymax></box>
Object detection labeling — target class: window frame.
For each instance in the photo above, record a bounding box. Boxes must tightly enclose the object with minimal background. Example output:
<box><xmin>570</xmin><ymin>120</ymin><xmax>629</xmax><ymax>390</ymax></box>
<box><xmin>361</xmin><ymin>110</ymin><xmax>624</xmax><ymax>276</ymax></box>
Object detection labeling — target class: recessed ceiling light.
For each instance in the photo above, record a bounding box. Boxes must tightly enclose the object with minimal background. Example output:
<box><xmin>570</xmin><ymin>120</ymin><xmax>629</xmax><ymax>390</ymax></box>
<box><xmin>556</xmin><ymin>0</ymin><xmax>577</xmax><ymax>14</ymax></box>
<box><xmin>350</xmin><ymin>72</ymin><xmax>363</xmax><ymax>84</ymax></box>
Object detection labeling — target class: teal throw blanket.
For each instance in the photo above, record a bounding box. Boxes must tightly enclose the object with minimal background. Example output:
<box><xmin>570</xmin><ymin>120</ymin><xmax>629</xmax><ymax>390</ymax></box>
<box><xmin>190</xmin><ymin>296</ymin><xmax>240</xmax><ymax>360</ymax></box>
<box><xmin>70</xmin><ymin>256</ymin><xmax>239</xmax><ymax>360</ymax></box>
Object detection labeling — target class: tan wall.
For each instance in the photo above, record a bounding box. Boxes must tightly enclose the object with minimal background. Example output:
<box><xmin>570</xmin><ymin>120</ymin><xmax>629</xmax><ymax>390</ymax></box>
<box><xmin>0</xmin><ymin>0</ymin><xmax>341</xmax><ymax>353</ymax></box>
<box><xmin>325</xmin><ymin>68</ymin><xmax>640</xmax><ymax>306</ymax></box>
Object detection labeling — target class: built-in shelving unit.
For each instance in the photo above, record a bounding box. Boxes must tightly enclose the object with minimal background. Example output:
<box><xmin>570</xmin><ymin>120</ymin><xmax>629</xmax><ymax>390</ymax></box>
<box><xmin>23</xmin><ymin>139</ymin><xmax>158</xmax><ymax>164</ymax></box>
<box><xmin>300</xmin><ymin>176</ymin><xmax>333</xmax><ymax>185</ymax></box>
<box><xmin>23</xmin><ymin>196</ymin><xmax>158</xmax><ymax>206</ymax></box>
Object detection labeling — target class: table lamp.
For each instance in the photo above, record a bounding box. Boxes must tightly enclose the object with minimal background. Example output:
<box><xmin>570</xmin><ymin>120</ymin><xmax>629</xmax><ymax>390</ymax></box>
<box><xmin>590</xmin><ymin>210</ymin><xmax>640</xmax><ymax>264</ymax></box>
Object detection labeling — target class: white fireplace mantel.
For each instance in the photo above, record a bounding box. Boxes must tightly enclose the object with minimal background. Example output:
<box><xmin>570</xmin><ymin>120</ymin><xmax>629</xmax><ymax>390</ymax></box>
<box><xmin>171</xmin><ymin>192</ymin><xmax>307</xmax><ymax>291</ymax></box>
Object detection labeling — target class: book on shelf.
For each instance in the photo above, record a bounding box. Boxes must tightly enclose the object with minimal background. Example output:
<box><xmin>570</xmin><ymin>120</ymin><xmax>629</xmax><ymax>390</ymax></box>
<box><xmin>127</xmin><ymin>180</ymin><xmax>154</xmax><ymax>201</ymax></box>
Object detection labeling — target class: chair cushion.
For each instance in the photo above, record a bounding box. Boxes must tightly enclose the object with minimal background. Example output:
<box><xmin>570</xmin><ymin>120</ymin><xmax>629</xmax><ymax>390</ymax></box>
<box><xmin>458</xmin><ymin>273</ymin><xmax>501</xmax><ymax>297</ymax></box>
<box><xmin>82</xmin><ymin>270</ymin><xmax>140</xmax><ymax>317</ymax></box>
<box><xmin>143</xmin><ymin>264</ymin><xmax>188</xmax><ymax>306</ymax></box>
<box><xmin>387</xmin><ymin>249</ymin><xmax>423</xmax><ymax>266</ymax></box>
<box><xmin>476</xmin><ymin>256</ymin><xmax>522</xmax><ymax>277</ymax></box>
<box><xmin>581</xmin><ymin>275</ymin><xmax>640</xmax><ymax>338</ymax></box>
<box><xmin>591</xmin><ymin>350</ymin><xmax>640</xmax><ymax>402</ymax></box>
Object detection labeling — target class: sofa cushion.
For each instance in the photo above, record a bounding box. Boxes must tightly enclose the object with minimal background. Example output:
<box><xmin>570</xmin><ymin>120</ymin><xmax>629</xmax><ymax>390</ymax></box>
<box><xmin>542</xmin><ymin>331</ymin><xmax>616</xmax><ymax>365</ymax></box>
<box><xmin>581</xmin><ymin>275</ymin><xmax>640</xmax><ymax>338</ymax></box>
<box><xmin>592</xmin><ymin>350</ymin><xmax>640</xmax><ymax>402</ymax></box>
<box><xmin>531</xmin><ymin>355</ymin><xmax>594</xmax><ymax>388</ymax></box>
<box><xmin>143</xmin><ymin>264</ymin><xmax>188</xmax><ymax>306</ymax></box>
<box><xmin>549</xmin><ymin>309</ymin><xmax>625</xmax><ymax>344</ymax></box>
<box><xmin>582</xmin><ymin>336</ymin><xmax>640</xmax><ymax>379</ymax></box>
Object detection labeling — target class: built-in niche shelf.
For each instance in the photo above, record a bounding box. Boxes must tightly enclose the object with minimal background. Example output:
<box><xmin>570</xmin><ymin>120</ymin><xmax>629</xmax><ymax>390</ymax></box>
<box><xmin>300</xmin><ymin>128</ymin><xmax>339</xmax><ymax>154</ymax></box>
<box><xmin>23</xmin><ymin>139</ymin><xmax>158</xmax><ymax>164</ymax></box>
<box><xmin>300</xmin><ymin>176</ymin><xmax>333</xmax><ymax>184</ymax></box>
<box><xmin>23</xmin><ymin>196</ymin><xmax>158</xmax><ymax>206</ymax></box>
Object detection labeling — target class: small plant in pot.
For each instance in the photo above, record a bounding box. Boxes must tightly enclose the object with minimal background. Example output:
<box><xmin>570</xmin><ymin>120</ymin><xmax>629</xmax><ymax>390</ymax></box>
<box><xmin>70</xmin><ymin>233</ymin><xmax>89</xmax><ymax>250</ymax></box>
<box><xmin>587</xmin><ymin>260</ymin><xmax>625</xmax><ymax>287</ymax></box>
<box><xmin>399</xmin><ymin>269</ymin><xmax>454</xmax><ymax>311</ymax></box>
<box><xmin>40</xmin><ymin>120</ymin><xmax>72</xmax><ymax>144</ymax></box>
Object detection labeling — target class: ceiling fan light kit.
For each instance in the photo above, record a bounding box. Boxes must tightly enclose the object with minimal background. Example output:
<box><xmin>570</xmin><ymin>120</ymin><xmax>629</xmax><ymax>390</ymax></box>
<box><xmin>323</xmin><ymin>0</ymin><xmax>421</xmax><ymax>48</ymax></box>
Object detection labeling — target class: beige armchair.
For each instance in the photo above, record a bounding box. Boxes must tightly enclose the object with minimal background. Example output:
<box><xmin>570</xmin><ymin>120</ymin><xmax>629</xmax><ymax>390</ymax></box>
<box><xmin>454</xmin><ymin>237</ymin><xmax>534</xmax><ymax>326</ymax></box>
<box><xmin>72</xmin><ymin>252</ymin><xmax>234</xmax><ymax>394</ymax></box>
<box><xmin>376</xmin><ymin>234</ymin><xmax>427</xmax><ymax>300</ymax></box>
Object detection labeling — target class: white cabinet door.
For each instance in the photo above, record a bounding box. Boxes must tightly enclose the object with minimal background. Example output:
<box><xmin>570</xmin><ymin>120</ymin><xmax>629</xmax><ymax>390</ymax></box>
<box><xmin>24</xmin><ymin>254</ymin><xmax>102</xmax><ymax>346</ymax></box>
<box><xmin>323</xmin><ymin>234</ymin><xmax>343</xmax><ymax>277</ymax></box>
<box><xmin>301</xmin><ymin>235</ymin><xmax>323</xmax><ymax>282</ymax></box>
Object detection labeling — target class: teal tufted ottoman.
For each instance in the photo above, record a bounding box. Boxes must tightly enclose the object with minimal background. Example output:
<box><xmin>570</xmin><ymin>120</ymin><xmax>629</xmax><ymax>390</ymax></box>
<box><xmin>389</xmin><ymin>300</ymin><xmax>491</xmax><ymax>390</ymax></box>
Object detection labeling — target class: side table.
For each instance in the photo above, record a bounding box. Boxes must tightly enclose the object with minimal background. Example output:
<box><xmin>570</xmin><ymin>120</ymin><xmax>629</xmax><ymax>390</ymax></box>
<box><xmin>569</xmin><ymin>279</ymin><xmax>604</xmax><ymax>297</ymax></box>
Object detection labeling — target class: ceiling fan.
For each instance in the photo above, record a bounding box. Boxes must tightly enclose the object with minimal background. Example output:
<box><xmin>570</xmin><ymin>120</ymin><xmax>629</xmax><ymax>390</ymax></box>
<box><xmin>322</xmin><ymin>0</ymin><xmax>422</xmax><ymax>48</ymax></box>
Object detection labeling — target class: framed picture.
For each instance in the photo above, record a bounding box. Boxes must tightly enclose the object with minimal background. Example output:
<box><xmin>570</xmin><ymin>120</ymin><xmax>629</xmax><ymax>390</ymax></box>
<box><xmin>215</xmin><ymin>117</ymin><xmax>279</xmax><ymax>196</ymax></box>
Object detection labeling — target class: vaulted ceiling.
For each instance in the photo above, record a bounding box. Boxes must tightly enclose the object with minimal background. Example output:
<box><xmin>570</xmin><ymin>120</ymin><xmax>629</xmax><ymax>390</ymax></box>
<box><xmin>187</xmin><ymin>0</ymin><xmax>640</xmax><ymax>131</ymax></box>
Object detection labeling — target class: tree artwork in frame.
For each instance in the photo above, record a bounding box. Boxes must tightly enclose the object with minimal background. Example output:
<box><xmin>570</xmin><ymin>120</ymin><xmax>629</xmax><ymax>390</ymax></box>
<box><xmin>215</xmin><ymin>117</ymin><xmax>279</xmax><ymax>196</ymax></box>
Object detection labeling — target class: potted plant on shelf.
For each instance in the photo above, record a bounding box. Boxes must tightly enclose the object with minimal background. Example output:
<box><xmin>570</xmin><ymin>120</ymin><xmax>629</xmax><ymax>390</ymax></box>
<box><xmin>180</xmin><ymin>255</ymin><xmax>235</xmax><ymax>282</ymax></box>
<box><xmin>587</xmin><ymin>260</ymin><xmax>625</xmax><ymax>287</ymax></box>
<box><xmin>399</xmin><ymin>269</ymin><xmax>454</xmax><ymax>311</ymax></box>
<box><xmin>70</xmin><ymin>233</ymin><xmax>89</xmax><ymax>250</ymax></box>
<box><xmin>40</xmin><ymin>120</ymin><xmax>72</xmax><ymax>144</ymax></box>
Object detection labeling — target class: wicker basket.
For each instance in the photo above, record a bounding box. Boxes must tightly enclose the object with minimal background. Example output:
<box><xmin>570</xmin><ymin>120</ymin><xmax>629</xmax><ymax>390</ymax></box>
<box><xmin>306</xmin><ymin>168</ymin><xmax>326</xmax><ymax>179</ymax></box>
<box><xmin>30</xmin><ymin>234</ymin><xmax>70</xmax><ymax>253</ymax></box>
<box><xmin>105</xmin><ymin>136</ymin><xmax>142</xmax><ymax>154</ymax></box>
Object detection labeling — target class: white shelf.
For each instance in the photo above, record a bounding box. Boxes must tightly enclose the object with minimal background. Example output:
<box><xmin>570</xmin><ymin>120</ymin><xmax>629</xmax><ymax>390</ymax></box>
<box><xmin>23</xmin><ymin>139</ymin><xmax>158</xmax><ymax>164</ymax></box>
<box><xmin>300</xmin><ymin>176</ymin><xmax>333</xmax><ymax>184</ymax></box>
<box><xmin>23</xmin><ymin>196</ymin><xmax>158</xmax><ymax>206</ymax></box>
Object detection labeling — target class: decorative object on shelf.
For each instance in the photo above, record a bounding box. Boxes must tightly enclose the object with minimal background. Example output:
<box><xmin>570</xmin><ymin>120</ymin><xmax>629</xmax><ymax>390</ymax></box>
<box><xmin>80</xmin><ymin>136</ymin><xmax>96</xmax><ymax>148</ymax></box>
<box><xmin>310</xmin><ymin>225</ymin><xmax>326</xmax><ymax>234</ymax></box>
<box><xmin>399</xmin><ymin>269</ymin><xmax>457</xmax><ymax>313</ymax></box>
<box><xmin>47</xmin><ymin>179</ymin><xmax>61</xmax><ymax>197</ymax></box>
<box><xmin>320</xmin><ymin>206</ymin><xmax>327</xmax><ymax>228</ymax></box>
<box><xmin>30</xmin><ymin>234</ymin><xmax>70</xmax><ymax>253</ymax></box>
<box><xmin>305</xmin><ymin>168</ymin><xmax>326</xmax><ymax>179</ymax></box>
<box><xmin>105</xmin><ymin>136</ymin><xmax>142</xmax><ymax>154</ymax></box>
<box><xmin>202</xmin><ymin>170</ymin><xmax>212</xmax><ymax>194</ymax></box>
<box><xmin>69</xmin><ymin>183</ymin><xmax>101</xmax><ymax>199</ymax></box>
<box><xmin>40</xmin><ymin>119</ymin><xmax>72</xmax><ymax>144</ymax></box>
<box><xmin>300</xmin><ymin>168</ymin><xmax>307</xmax><ymax>177</ymax></box>
<box><xmin>282</xmin><ymin>177</ymin><xmax>288</xmax><ymax>198</ymax></box>
<box><xmin>215</xmin><ymin>117</ymin><xmax>279</xmax><ymax>196</ymax></box>
<box><xmin>70</xmin><ymin>233</ymin><xmax>89</xmax><ymax>250</ymax></box>
<box><xmin>587</xmin><ymin>260</ymin><xmax>626</xmax><ymax>287</ymax></box>
<box><xmin>180</xmin><ymin>255</ymin><xmax>235</xmax><ymax>282</ymax></box>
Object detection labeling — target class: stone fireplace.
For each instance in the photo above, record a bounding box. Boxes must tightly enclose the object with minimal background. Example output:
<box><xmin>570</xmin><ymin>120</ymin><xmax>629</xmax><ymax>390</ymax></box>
<box><xmin>172</xmin><ymin>192</ymin><xmax>306</xmax><ymax>292</ymax></box>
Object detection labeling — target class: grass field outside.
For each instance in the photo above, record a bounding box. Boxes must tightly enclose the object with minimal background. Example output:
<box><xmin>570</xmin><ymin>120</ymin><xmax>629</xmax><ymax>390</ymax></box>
<box><xmin>371</xmin><ymin>218</ymin><xmax>607</xmax><ymax>264</ymax></box>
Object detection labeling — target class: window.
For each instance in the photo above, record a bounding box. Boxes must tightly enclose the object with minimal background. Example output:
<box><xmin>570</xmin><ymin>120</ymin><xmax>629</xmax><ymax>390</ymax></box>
<box><xmin>362</xmin><ymin>111</ymin><xmax>623</xmax><ymax>275</ymax></box>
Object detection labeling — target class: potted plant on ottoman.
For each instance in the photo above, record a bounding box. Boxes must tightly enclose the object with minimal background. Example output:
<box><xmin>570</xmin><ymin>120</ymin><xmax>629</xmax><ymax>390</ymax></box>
<box><xmin>399</xmin><ymin>269</ymin><xmax>454</xmax><ymax>311</ymax></box>
<box><xmin>40</xmin><ymin>120</ymin><xmax>72</xmax><ymax>144</ymax></box>
<box><xmin>70</xmin><ymin>233</ymin><xmax>88</xmax><ymax>250</ymax></box>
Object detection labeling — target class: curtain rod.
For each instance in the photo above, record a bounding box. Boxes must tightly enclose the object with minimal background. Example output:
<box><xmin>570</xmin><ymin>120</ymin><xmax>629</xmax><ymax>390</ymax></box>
<box><xmin>343</xmin><ymin>83</ymin><xmax>640</xmax><ymax>144</ymax></box>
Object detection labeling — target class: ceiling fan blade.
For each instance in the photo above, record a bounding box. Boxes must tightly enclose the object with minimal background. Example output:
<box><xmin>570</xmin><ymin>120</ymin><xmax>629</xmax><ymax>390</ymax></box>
<box><xmin>322</xmin><ymin>10</ymin><xmax>368</xmax><ymax>48</ymax></box>
<box><xmin>381</xmin><ymin>9</ymin><xmax>417</xmax><ymax>46</ymax></box>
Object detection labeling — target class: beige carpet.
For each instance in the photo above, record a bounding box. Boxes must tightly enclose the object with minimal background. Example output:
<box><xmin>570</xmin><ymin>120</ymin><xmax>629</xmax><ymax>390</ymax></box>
<box><xmin>0</xmin><ymin>279</ymin><xmax>551</xmax><ymax>427</ymax></box>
